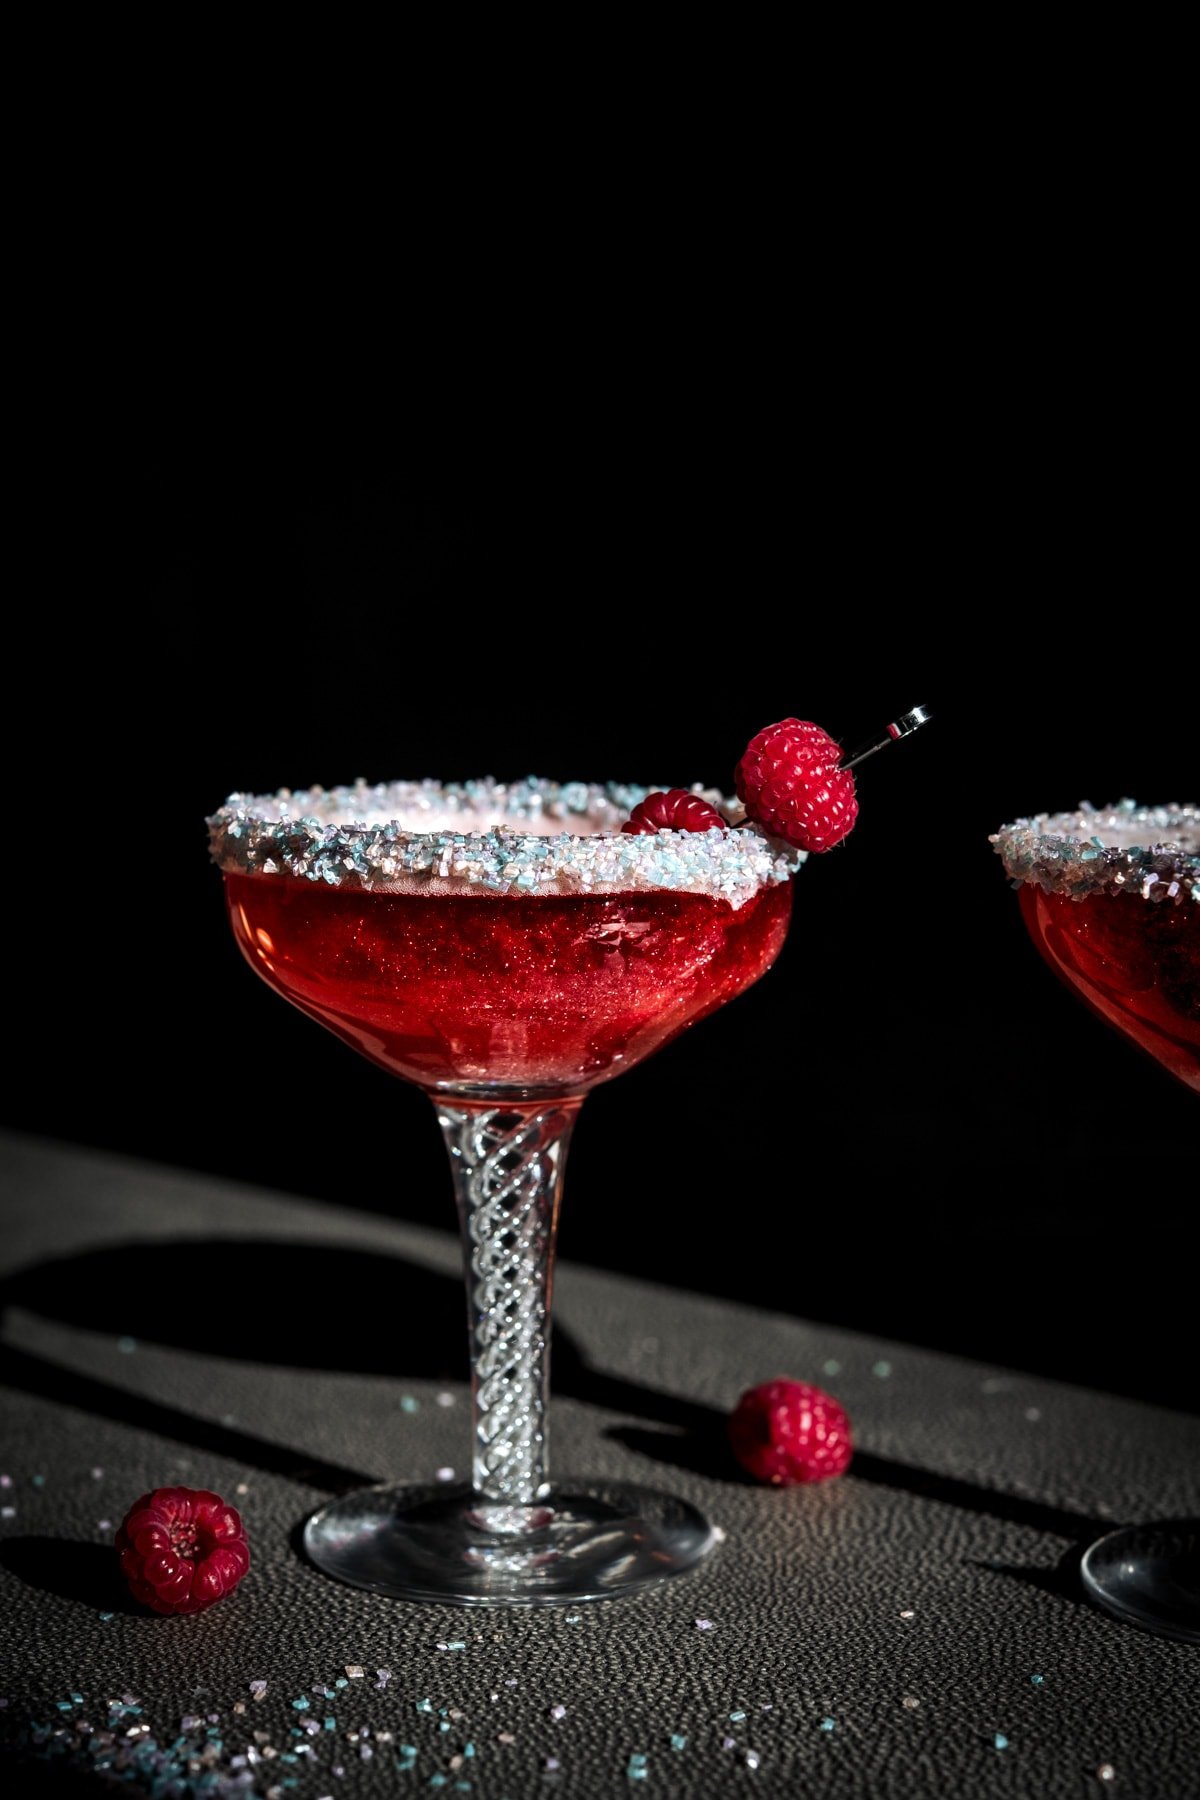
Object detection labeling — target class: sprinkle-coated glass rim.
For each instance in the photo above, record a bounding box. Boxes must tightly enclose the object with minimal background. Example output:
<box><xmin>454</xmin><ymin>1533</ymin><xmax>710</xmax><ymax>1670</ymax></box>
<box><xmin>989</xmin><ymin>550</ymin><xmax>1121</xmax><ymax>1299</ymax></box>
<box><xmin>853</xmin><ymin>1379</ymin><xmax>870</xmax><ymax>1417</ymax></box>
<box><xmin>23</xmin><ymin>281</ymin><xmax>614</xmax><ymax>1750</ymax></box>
<box><xmin>207</xmin><ymin>777</ymin><xmax>806</xmax><ymax>910</ymax></box>
<box><xmin>990</xmin><ymin>799</ymin><xmax>1198</xmax><ymax>905</ymax></box>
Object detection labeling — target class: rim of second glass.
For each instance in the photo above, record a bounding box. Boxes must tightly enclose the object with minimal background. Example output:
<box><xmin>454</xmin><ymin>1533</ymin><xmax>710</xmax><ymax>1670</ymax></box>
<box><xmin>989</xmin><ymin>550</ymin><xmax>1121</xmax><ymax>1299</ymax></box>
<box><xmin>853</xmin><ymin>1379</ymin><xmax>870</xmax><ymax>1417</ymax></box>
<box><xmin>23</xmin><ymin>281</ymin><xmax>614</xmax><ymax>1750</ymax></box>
<box><xmin>990</xmin><ymin>799</ymin><xmax>1198</xmax><ymax>904</ymax></box>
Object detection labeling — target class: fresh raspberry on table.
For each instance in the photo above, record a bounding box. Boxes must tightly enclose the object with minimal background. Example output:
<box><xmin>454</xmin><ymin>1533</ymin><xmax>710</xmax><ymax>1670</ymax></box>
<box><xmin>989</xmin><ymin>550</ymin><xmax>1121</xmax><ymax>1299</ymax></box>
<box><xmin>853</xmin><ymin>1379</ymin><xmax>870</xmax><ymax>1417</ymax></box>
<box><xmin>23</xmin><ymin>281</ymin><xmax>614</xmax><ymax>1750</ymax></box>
<box><xmin>621</xmin><ymin>789</ymin><xmax>726</xmax><ymax>834</ymax></box>
<box><xmin>728</xmin><ymin>1378</ymin><xmax>853</xmax><ymax>1485</ymax></box>
<box><xmin>116</xmin><ymin>1485</ymin><xmax>250</xmax><ymax>1615</ymax></box>
<box><xmin>734</xmin><ymin>718</ymin><xmax>858</xmax><ymax>852</ymax></box>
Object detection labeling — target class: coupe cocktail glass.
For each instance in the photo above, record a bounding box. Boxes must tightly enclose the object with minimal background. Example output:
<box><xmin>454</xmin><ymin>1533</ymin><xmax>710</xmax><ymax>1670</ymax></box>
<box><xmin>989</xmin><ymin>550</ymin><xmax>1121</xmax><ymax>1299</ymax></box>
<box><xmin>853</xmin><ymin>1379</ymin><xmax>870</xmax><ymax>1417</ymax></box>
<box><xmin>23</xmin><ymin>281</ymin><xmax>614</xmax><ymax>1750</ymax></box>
<box><xmin>991</xmin><ymin>798</ymin><xmax>1199</xmax><ymax>1642</ymax></box>
<box><xmin>992</xmin><ymin>799</ymin><xmax>1199</xmax><ymax>1094</ymax></box>
<box><xmin>209</xmin><ymin>776</ymin><xmax>803</xmax><ymax>1605</ymax></box>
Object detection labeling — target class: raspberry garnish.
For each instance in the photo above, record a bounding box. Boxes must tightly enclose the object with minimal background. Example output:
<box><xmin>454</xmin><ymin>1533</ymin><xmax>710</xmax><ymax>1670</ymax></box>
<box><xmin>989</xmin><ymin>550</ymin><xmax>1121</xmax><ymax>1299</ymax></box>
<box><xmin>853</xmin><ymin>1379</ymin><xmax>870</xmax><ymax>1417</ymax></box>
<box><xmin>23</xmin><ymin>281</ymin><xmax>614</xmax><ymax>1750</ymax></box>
<box><xmin>734</xmin><ymin>719</ymin><xmax>859</xmax><ymax>853</ymax></box>
<box><xmin>728</xmin><ymin>1378</ymin><xmax>853</xmax><ymax>1485</ymax></box>
<box><xmin>116</xmin><ymin>1485</ymin><xmax>250</xmax><ymax>1615</ymax></box>
<box><xmin>621</xmin><ymin>789</ymin><xmax>726</xmax><ymax>835</ymax></box>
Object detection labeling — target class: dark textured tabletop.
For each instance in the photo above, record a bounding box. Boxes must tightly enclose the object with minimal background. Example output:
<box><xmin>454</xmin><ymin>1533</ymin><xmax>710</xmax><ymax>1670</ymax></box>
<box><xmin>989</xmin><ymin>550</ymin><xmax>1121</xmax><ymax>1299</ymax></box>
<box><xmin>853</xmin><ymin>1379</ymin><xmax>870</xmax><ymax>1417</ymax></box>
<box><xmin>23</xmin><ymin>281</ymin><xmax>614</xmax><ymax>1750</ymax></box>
<box><xmin>1</xmin><ymin>1128</ymin><xmax>1197</xmax><ymax>1800</ymax></box>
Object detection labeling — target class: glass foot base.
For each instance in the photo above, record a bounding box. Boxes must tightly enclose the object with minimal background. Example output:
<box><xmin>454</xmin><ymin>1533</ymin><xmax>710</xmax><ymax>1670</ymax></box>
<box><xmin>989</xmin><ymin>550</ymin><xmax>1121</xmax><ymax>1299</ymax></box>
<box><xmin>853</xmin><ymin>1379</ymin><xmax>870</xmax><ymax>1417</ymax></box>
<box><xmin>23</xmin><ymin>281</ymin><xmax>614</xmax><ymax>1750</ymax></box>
<box><xmin>1080</xmin><ymin>1518</ymin><xmax>1200</xmax><ymax>1643</ymax></box>
<box><xmin>302</xmin><ymin>1480</ymin><xmax>717</xmax><ymax>1605</ymax></box>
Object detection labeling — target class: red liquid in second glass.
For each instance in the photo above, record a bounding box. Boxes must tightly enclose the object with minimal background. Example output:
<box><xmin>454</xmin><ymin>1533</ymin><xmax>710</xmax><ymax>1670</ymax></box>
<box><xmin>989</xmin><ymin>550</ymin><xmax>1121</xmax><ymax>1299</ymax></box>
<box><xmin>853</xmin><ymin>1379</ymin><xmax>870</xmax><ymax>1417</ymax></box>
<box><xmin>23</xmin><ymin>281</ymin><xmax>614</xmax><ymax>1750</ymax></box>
<box><xmin>1019</xmin><ymin>884</ymin><xmax>1200</xmax><ymax>1092</ymax></box>
<box><xmin>224</xmin><ymin>872</ymin><xmax>793</xmax><ymax>1095</ymax></box>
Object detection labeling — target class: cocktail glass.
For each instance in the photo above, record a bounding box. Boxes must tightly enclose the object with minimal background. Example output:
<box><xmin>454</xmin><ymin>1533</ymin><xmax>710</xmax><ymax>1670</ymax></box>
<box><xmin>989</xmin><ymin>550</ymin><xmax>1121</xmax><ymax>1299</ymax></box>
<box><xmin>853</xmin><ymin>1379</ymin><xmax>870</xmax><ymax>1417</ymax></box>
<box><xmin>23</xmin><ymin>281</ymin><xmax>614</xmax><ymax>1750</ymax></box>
<box><xmin>991</xmin><ymin>798</ymin><xmax>1199</xmax><ymax>1642</ymax></box>
<box><xmin>209</xmin><ymin>775</ymin><xmax>803</xmax><ymax>1605</ymax></box>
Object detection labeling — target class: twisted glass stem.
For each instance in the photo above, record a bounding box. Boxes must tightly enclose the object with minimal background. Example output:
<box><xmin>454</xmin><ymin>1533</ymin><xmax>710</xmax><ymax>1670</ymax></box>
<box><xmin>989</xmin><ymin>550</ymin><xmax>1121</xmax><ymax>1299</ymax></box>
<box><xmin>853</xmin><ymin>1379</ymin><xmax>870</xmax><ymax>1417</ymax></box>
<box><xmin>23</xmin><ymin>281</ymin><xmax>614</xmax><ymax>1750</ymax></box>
<box><xmin>436</xmin><ymin>1099</ymin><xmax>580</xmax><ymax>1509</ymax></box>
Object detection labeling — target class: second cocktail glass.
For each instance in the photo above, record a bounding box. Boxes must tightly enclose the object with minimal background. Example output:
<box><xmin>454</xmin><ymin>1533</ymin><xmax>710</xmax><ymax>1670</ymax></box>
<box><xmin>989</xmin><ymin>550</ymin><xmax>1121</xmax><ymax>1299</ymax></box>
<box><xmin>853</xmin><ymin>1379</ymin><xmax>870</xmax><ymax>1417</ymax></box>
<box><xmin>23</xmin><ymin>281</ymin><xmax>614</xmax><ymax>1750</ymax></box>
<box><xmin>991</xmin><ymin>798</ymin><xmax>1199</xmax><ymax>1643</ymax></box>
<box><xmin>992</xmin><ymin>799</ymin><xmax>1199</xmax><ymax>1093</ymax></box>
<box><xmin>209</xmin><ymin>776</ymin><xmax>803</xmax><ymax>1604</ymax></box>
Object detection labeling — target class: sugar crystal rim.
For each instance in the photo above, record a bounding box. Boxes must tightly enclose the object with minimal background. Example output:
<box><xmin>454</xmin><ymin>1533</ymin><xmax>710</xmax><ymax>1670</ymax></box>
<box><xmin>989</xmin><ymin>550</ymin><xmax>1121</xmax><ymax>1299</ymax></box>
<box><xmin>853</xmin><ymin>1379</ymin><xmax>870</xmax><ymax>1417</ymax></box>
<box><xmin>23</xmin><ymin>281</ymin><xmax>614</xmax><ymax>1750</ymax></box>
<box><xmin>207</xmin><ymin>776</ymin><xmax>807</xmax><ymax>909</ymax></box>
<box><xmin>990</xmin><ymin>799</ymin><xmax>1199</xmax><ymax>905</ymax></box>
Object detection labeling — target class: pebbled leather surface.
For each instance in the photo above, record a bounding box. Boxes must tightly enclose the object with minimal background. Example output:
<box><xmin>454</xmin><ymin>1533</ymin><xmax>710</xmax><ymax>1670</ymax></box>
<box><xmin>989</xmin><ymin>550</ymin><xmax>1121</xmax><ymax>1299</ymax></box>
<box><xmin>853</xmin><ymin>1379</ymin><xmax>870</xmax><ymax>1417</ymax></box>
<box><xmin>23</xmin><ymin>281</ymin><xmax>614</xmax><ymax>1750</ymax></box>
<box><xmin>1</xmin><ymin>1129</ymin><xmax>1197</xmax><ymax>1799</ymax></box>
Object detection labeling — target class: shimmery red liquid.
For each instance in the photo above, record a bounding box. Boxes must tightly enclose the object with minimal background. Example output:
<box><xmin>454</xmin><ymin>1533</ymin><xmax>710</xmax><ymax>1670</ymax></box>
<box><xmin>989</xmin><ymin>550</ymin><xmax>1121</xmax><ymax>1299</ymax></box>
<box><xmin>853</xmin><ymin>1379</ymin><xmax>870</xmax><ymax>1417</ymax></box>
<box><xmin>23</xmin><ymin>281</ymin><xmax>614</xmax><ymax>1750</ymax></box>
<box><xmin>1018</xmin><ymin>885</ymin><xmax>1200</xmax><ymax>1092</ymax></box>
<box><xmin>224</xmin><ymin>872</ymin><xmax>793</xmax><ymax>1096</ymax></box>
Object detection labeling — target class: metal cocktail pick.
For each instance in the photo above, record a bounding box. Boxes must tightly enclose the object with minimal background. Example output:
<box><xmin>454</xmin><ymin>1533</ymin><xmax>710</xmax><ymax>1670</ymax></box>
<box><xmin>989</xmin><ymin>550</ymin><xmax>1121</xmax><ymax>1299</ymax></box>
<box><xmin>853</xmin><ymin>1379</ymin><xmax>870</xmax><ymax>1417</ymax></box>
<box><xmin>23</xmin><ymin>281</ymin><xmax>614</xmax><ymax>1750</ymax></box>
<box><xmin>840</xmin><ymin>704</ymin><xmax>933</xmax><ymax>772</ymax></box>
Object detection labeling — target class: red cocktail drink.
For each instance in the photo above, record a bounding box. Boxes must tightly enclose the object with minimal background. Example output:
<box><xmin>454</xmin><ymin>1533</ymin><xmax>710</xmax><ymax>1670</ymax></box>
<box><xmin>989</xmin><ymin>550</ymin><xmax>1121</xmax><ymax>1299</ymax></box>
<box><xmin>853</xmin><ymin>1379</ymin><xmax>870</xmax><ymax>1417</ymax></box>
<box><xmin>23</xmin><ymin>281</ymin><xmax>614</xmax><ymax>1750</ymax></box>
<box><xmin>992</xmin><ymin>800</ymin><xmax>1199</xmax><ymax>1094</ymax></box>
<box><xmin>991</xmin><ymin>799</ymin><xmax>1200</xmax><ymax>1645</ymax></box>
<box><xmin>210</xmin><ymin>712</ymin><xmax>935</xmax><ymax>1607</ymax></box>
<box><xmin>224</xmin><ymin>874</ymin><xmax>792</xmax><ymax>1094</ymax></box>
<box><xmin>208</xmin><ymin>775</ymin><xmax>807</xmax><ymax>1605</ymax></box>
<box><xmin>1017</xmin><ymin>883</ymin><xmax>1199</xmax><ymax>1092</ymax></box>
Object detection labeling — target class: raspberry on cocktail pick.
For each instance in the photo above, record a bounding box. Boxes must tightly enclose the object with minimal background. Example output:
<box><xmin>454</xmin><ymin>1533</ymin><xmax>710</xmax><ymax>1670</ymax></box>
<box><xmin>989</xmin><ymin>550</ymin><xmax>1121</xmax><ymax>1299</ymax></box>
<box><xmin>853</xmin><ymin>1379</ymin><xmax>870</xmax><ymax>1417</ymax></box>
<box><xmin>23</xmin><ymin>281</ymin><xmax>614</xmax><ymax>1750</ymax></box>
<box><xmin>735</xmin><ymin>719</ymin><xmax>858</xmax><ymax>852</ymax></box>
<box><xmin>621</xmin><ymin>710</ymin><xmax>931</xmax><ymax>845</ymax></box>
<box><xmin>115</xmin><ymin>1485</ymin><xmax>250</xmax><ymax>1615</ymax></box>
<box><xmin>736</xmin><ymin>705</ymin><xmax>932</xmax><ymax>853</ymax></box>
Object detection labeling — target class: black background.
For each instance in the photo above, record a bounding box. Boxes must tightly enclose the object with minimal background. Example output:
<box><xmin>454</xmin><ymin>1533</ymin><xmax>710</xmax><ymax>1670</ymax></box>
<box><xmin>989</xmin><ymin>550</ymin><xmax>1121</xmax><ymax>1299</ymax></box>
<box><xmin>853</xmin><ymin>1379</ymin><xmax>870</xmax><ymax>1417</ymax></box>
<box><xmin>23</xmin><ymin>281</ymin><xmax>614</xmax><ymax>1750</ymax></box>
<box><xmin>7</xmin><ymin>417</ymin><xmax>1196</xmax><ymax>1413</ymax></box>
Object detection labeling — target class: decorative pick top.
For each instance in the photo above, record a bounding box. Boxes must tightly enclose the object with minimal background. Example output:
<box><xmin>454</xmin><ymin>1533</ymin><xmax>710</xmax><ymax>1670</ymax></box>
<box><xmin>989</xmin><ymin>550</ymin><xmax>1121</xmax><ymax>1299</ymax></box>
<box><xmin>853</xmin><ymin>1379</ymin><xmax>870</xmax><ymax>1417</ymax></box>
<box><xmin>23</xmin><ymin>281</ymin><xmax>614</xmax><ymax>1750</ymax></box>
<box><xmin>624</xmin><ymin>708</ymin><xmax>931</xmax><ymax>854</ymax></box>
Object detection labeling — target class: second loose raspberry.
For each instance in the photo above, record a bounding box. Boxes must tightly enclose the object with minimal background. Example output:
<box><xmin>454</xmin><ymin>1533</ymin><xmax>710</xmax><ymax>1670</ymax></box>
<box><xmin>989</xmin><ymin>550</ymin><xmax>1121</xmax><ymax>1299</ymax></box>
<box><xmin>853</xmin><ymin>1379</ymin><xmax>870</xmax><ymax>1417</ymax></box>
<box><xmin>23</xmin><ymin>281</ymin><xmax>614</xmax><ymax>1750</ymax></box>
<box><xmin>728</xmin><ymin>1378</ymin><xmax>853</xmax><ymax>1485</ymax></box>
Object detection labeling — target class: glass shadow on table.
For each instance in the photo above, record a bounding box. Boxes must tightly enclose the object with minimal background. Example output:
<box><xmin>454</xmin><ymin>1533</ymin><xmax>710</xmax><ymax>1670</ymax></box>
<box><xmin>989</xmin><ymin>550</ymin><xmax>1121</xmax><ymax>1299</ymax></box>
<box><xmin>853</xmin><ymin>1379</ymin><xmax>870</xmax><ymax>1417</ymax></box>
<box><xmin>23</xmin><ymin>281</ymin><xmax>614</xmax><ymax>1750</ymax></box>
<box><xmin>0</xmin><ymin>1236</ymin><xmax>1132</xmax><ymax>1619</ymax></box>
